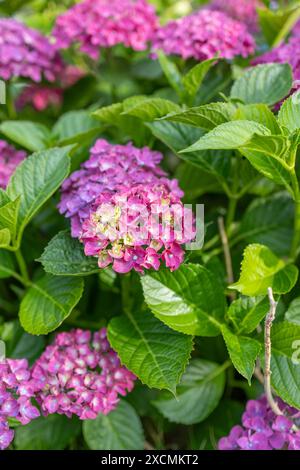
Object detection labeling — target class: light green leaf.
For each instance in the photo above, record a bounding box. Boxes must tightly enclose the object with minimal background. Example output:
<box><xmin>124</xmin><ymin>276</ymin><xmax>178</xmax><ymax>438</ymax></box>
<box><xmin>6</xmin><ymin>147</ymin><xmax>71</xmax><ymax>243</ymax></box>
<box><xmin>157</xmin><ymin>50</ymin><xmax>184</xmax><ymax>97</ymax></box>
<box><xmin>153</xmin><ymin>359</ymin><xmax>226</xmax><ymax>425</ymax></box>
<box><xmin>234</xmin><ymin>104</ymin><xmax>281</xmax><ymax>134</ymax></box>
<box><xmin>0</xmin><ymin>196</ymin><xmax>20</xmax><ymax>242</ymax></box>
<box><xmin>52</xmin><ymin>110</ymin><xmax>100</xmax><ymax>145</ymax></box>
<box><xmin>230</xmin><ymin>63</ymin><xmax>293</xmax><ymax>106</ymax></box>
<box><xmin>0</xmin><ymin>250</ymin><xmax>16</xmax><ymax>279</ymax></box>
<box><xmin>108</xmin><ymin>309</ymin><xmax>193</xmax><ymax>394</ymax></box>
<box><xmin>19</xmin><ymin>274</ymin><xmax>84</xmax><ymax>335</ymax></box>
<box><xmin>0</xmin><ymin>228</ymin><xmax>10</xmax><ymax>247</ymax></box>
<box><xmin>83</xmin><ymin>400</ymin><xmax>144</xmax><ymax>450</ymax></box>
<box><xmin>258</xmin><ymin>5</ymin><xmax>300</xmax><ymax>47</ymax></box>
<box><xmin>39</xmin><ymin>231</ymin><xmax>99</xmax><ymax>276</ymax></box>
<box><xmin>285</xmin><ymin>298</ymin><xmax>300</xmax><ymax>325</ymax></box>
<box><xmin>162</xmin><ymin>102</ymin><xmax>234</xmax><ymax>130</ymax></box>
<box><xmin>92</xmin><ymin>103</ymin><xmax>123</xmax><ymax>123</ymax></box>
<box><xmin>122</xmin><ymin>97</ymin><xmax>180</xmax><ymax>121</ymax></box>
<box><xmin>183</xmin><ymin>58</ymin><xmax>217</xmax><ymax>103</ymax></box>
<box><xmin>278</xmin><ymin>91</ymin><xmax>300</xmax><ymax>133</ymax></box>
<box><xmin>227</xmin><ymin>296</ymin><xmax>270</xmax><ymax>334</ymax></box>
<box><xmin>0</xmin><ymin>121</ymin><xmax>51</xmax><ymax>151</ymax></box>
<box><xmin>221</xmin><ymin>325</ymin><xmax>261</xmax><ymax>383</ymax></box>
<box><xmin>230</xmin><ymin>244</ymin><xmax>298</xmax><ymax>296</ymax></box>
<box><xmin>180</xmin><ymin>120</ymin><xmax>270</xmax><ymax>152</ymax></box>
<box><xmin>141</xmin><ymin>264</ymin><xmax>225</xmax><ymax>336</ymax></box>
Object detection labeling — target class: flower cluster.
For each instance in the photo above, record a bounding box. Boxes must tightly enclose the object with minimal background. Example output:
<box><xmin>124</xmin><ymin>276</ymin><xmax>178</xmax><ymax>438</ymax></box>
<box><xmin>0</xmin><ymin>18</ymin><xmax>63</xmax><ymax>82</ymax></box>
<box><xmin>218</xmin><ymin>396</ymin><xmax>300</xmax><ymax>450</ymax></box>
<box><xmin>209</xmin><ymin>0</ymin><xmax>261</xmax><ymax>32</ymax></box>
<box><xmin>52</xmin><ymin>0</ymin><xmax>158</xmax><ymax>60</ymax></box>
<box><xmin>0</xmin><ymin>140</ymin><xmax>26</xmax><ymax>189</ymax></box>
<box><xmin>152</xmin><ymin>9</ymin><xmax>255</xmax><ymax>61</ymax></box>
<box><xmin>81</xmin><ymin>183</ymin><xmax>195</xmax><ymax>273</ymax></box>
<box><xmin>0</xmin><ymin>359</ymin><xmax>41</xmax><ymax>450</ymax></box>
<box><xmin>32</xmin><ymin>328</ymin><xmax>135</xmax><ymax>420</ymax></box>
<box><xmin>59</xmin><ymin>139</ymin><xmax>182</xmax><ymax>238</ymax></box>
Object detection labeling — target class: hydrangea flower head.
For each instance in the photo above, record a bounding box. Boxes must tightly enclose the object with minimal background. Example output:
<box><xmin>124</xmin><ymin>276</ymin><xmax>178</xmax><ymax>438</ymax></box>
<box><xmin>0</xmin><ymin>359</ymin><xmax>41</xmax><ymax>450</ymax></box>
<box><xmin>32</xmin><ymin>328</ymin><xmax>136</xmax><ymax>420</ymax></box>
<box><xmin>52</xmin><ymin>0</ymin><xmax>158</xmax><ymax>60</ymax></box>
<box><xmin>0</xmin><ymin>18</ymin><xmax>64</xmax><ymax>82</ymax></box>
<box><xmin>0</xmin><ymin>140</ymin><xmax>26</xmax><ymax>189</ymax></box>
<box><xmin>80</xmin><ymin>183</ymin><xmax>195</xmax><ymax>273</ymax></box>
<box><xmin>58</xmin><ymin>139</ymin><xmax>183</xmax><ymax>238</ymax></box>
<box><xmin>152</xmin><ymin>9</ymin><xmax>255</xmax><ymax>61</ymax></box>
<box><xmin>209</xmin><ymin>0</ymin><xmax>261</xmax><ymax>32</ymax></box>
<box><xmin>218</xmin><ymin>395</ymin><xmax>300</xmax><ymax>451</ymax></box>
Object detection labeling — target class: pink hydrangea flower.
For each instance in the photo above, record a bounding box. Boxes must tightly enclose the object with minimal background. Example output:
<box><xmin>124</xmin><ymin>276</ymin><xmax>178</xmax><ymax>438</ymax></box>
<box><xmin>80</xmin><ymin>183</ymin><xmax>195</xmax><ymax>273</ymax></box>
<box><xmin>58</xmin><ymin>139</ymin><xmax>183</xmax><ymax>238</ymax></box>
<box><xmin>209</xmin><ymin>0</ymin><xmax>261</xmax><ymax>33</ymax></box>
<box><xmin>0</xmin><ymin>359</ymin><xmax>41</xmax><ymax>450</ymax></box>
<box><xmin>32</xmin><ymin>328</ymin><xmax>136</xmax><ymax>420</ymax></box>
<box><xmin>0</xmin><ymin>18</ymin><xmax>64</xmax><ymax>82</ymax></box>
<box><xmin>218</xmin><ymin>395</ymin><xmax>300</xmax><ymax>451</ymax></box>
<box><xmin>152</xmin><ymin>9</ymin><xmax>255</xmax><ymax>61</ymax></box>
<box><xmin>52</xmin><ymin>0</ymin><xmax>158</xmax><ymax>60</ymax></box>
<box><xmin>0</xmin><ymin>140</ymin><xmax>26</xmax><ymax>189</ymax></box>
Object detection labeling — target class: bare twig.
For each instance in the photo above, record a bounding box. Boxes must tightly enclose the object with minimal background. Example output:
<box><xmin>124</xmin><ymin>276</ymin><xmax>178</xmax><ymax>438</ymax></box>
<box><xmin>218</xmin><ymin>217</ymin><xmax>235</xmax><ymax>298</ymax></box>
<box><xmin>264</xmin><ymin>287</ymin><xmax>283</xmax><ymax>416</ymax></box>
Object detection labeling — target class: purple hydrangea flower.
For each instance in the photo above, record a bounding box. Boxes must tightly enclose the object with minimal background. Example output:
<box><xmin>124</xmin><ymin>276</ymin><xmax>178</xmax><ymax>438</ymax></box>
<box><xmin>0</xmin><ymin>18</ymin><xmax>64</xmax><ymax>82</ymax></box>
<box><xmin>52</xmin><ymin>0</ymin><xmax>158</xmax><ymax>60</ymax></box>
<box><xmin>209</xmin><ymin>0</ymin><xmax>261</xmax><ymax>33</ymax></box>
<box><xmin>0</xmin><ymin>140</ymin><xmax>26</xmax><ymax>189</ymax></box>
<box><xmin>218</xmin><ymin>395</ymin><xmax>300</xmax><ymax>451</ymax></box>
<box><xmin>152</xmin><ymin>9</ymin><xmax>255</xmax><ymax>62</ymax></box>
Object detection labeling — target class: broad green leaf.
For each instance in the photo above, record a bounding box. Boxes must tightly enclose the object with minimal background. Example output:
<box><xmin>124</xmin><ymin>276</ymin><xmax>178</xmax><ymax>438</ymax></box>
<box><xmin>180</xmin><ymin>120</ymin><xmax>270</xmax><ymax>152</ymax></box>
<box><xmin>0</xmin><ymin>228</ymin><xmax>10</xmax><ymax>247</ymax></box>
<box><xmin>183</xmin><ymin>58</ymin><xmax>217</xmax><ymax>103</ymax></box>
<box><xmin>285</xmin><ymin>298</ymin><xmax>300</xmax><ymax>325</ymax></box>
<box><xmin>175</xmin><ymin>163</ymin><xmax>221</xmax><ymax>199</ymax></box>
<box><xmin>278</xmin><ymin>91</ymin><xmax>300</xmax><ymax>133</ymax></box>
<box><xmin>141</xmin><ymin>264</ymin><xmax>225</xmax><ymax>336</ymax></box>
<box><xmin>52</xmin><ymin>110</ymin><xmax>100</xmax><ymax>145</ymax></box>
<box><xmin>230</xmin><ymin>244</ymin><xmax>298</xmax><ymax>296</ymax></box>
<box><xmin>153</xmin><ymin>359</ymin><xmax>226</xmax><ymax>425</ymax></box>
<box><xmin>0</xmin><ymin>196</ymin><xmax>20</xmax><ymax>242</ymax></box>
<box><xmin>108</xmin><ymin>309</ymin><xmax>193</xmax><ymax>394</ymax></box>
<box><xmin>162</xmin><ymin>103</ymin><xmax>234</xmax><ymax>130</ymax></box>
<box><xmin>221</xmin><ymin>325</ymin><xmax>261</xmax><ymax>383</ymax></box>
<box><xmin>234</xmin><ymin>104</ymin><xmax>281</xmax><ymax>134</ymax></box>
<box><xmin>92</xmin><ymin>103</ymin><xmax>123</xmax><ymax>123</ymax></box>
<box><xmin>83</xmin><ymin>400</ymin><xmax>144</xmax><ymax>450</ymax></box>
<box><xmin>0</xmin><ymin>250</ymin><xmax>16</xmax><ymax>279</ymax></box>
<box><xmin>157</xmin><ymin>50</ymin><xmax>184</xmax><ymax>97</ymax></box>
<box><xmin>6</xmin><ymin>147</ymin><xmax>71</xmax><ymax>243</ymax></box>
<box><xmin>227</xmin><ymin>296</ymin><xmax>270</xmax><ymax>334</ymax></box>
<box><xmin>19</xmin><ymin>274</ymin><xmax>84</xmax><ymax>335</ymax></box>
<box><xmin>239</xmin><ymin>192</ymin><xmax>294</xmax><ymax>256</ymax></box>
<box><xmin>122</xmin><ymin>97</ymin><xmax>180</xmax><ymax>121</ymax></box>
<box><xmin>39</xmin><ymin>231</ymin><xmax>99</xmax><ymax>276</ymax></box>
<box><xmin>258</xmin><ymin>5</ymin><xmax>300</xmax><ymax>47</ymax></box>
<box><xmin>230</xmin><ymin>63</ymin><xmax>293</xmax><ymax>106</ymax></box>
<box><xmin>15</xmin><ymin>415</ymin><xmax>81</xmax><ymax>450</ymax></box>
<box><xmin>0</xmin><ymin>121</ymin><xmax>51</xmax><ymax>151</ymax></box>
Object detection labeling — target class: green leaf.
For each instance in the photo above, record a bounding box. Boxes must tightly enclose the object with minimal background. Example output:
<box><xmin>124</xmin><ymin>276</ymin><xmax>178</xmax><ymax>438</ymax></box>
<box><xmin>15</xmin><ymin>415</ymin><xmax>81</xmax><ymax>450</ymax></box>
<box><xmin>0</xmin><ymin>250</ymin><xmax>16</xmax><ymax>279</ymax></box>
<box><xmin>183</xmin><ymin>58</ymin><xmax>217</xmax><ymax>103</ymax></box>
<box><xmin>0</xmin><ymin>196</ymin><xmax>20</xmax><ymax>242</ymax></box>
<box><xmin>162</xmin><ymin>103</ymin><xmax>234</xmax><ymax>130</ymax></box>
<box><xmin>227</xmin><ymin>296</ymin><xmax>270</xmax><ymax>334</ymax></box>
<box><xmin>92</xmin><ymin>103</ymin><xmax>123</xmax><ymax>123</ymax></box>
<box><xmin>19</xmin><ymin>274</ymin><xmax>84</xmax><ymax>335</ymax></box>
<box><xmin>6</xmin><ymin>147</ymin><xmax>71</xmax><ymax>243</ymax></box>
<box><xmin>141</xmin><ymin>264</ymin><xmax>225</xmax><ymax>336</ymax></box>
<box><xmin>258</xmin><ymin>5</ymin><xmax>300</xmax><ymax>47</ymax></box>
<box><xmin>285</xmin><ymin>297</ymin><xmax>300</xmax><ymax>325</ymax></box>
<box><xmin>221</xmin><ymin>325</ymin><xmax>261</xmax><ymax>383</ymax></box>
<box><xmin>108</xmin><ymin>309</ymin><xmax>193</xmax><ymax>394</ymax></box>
<box><xmin>234</xmin><ymin>104</ymin><xmax>281</xmax><ymax>134</ymax></box>
<box><xmin>180</xmin><ymin>120</ymin><xmax>270</xmax><ymax>152</ymax></box>
<box><xmin>157</xmin><ymin>50</ymin><xmax>184</xmax><ymax>97</ymax></box>
<box><xmin>239</xmin><ymin>192</ymin><xmax>294</xmax><ymax>257</ymax></box>
<box><xmin>123</xmin><ymin>97</ymin><xmax>180</xmax><ymax>121</ymax></box>
<box><xmin>230</xmin><ymin>244</ymin><xmax>298</xmax><ymax>296</ymax></box>
<box><xmin>39</xmin><ymin>231</ymin><xmax>99</xmax><ymax>276</ymax></box>
<box><xmin>83</xmin><ymin>400</ymin><xmax>144</xmax><ymax>450</ymax></box>
<box><xmin>0</xmin><ymin>228</ymin><xmax>10</xmax><ymax>247</ymax></box>
<box><xmin>278</xmin><ymin>91</ymin><xmax>300</xmax><ymax>133</ymax></box>
<box><xmin>230</xmin><ymin>63</ymin><xmax>293</xmax><ymax>106</ymax></box>
<box><xmin>52</xmin><ymin>110</ymin><xmax>100</xmax><ymax>145</ymax></box>
<box><xmin>0</xmin><ymin>121</ymin><xmax>51</xmax><ymax>151</ymax></box>
<box><xmin>153</xmin><ymin>359</ymin><xmax>226</xmax><ymax>425</ymax></box>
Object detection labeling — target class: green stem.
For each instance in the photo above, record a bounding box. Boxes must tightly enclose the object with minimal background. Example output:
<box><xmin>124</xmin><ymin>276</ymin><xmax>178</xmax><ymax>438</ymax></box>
<box><xmin>226</xmin><ymin>196</ymin><xmax>238</xmax><ymax>234</ymax></box>
<box><xmin>290</xmin><ymin>170</ymin><xmax>300</xmax><ymax>260</ymax></box>
<box><xmin>15</xmin><ymin>249</ymin><xmax>30</xmax><ymax>285</ymax></box>
<box><xmin>6</xmin><ymin>83</ymin><xmax>16</xmax><ymax>119</ymax></box>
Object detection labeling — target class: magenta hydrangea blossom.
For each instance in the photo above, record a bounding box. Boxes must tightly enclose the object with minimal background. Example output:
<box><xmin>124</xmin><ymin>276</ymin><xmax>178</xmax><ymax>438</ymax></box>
<box><xmin>0</xmin><ymin>140</ymin><xmax>26</xmax><ymax>189</ymax></box>
<box><xmin>0</xmin><ymin>18</ymin><xmax>64</xmax><ymax>82</ymax></box>
<box><xmin>0</xmin><ymin>359</ymin><xmax>41</xmax><ymax>450</ymax></box>
<box><xmin>32</xmin><ymin>328</ymin><xmax>136</xmax><ymax>420</ymax></box>
<box><xmin>152</xmin><ymin>9</ymin><xmax>255</xmax><ymax>62</ymax></box>
<box><xmin>80</xmin><ymin>183</ymin><xmax>195</xmax><ymax>273</ymax></box>
<box><xmin>52</xmin><ymin>0</ymin><xmax>158</xmax><ymax>60</ymax></box>
<box><xmin>58</xmin><ymin>139</ymin><xmax>183</xmax><ymax>238</ymax></box>
<box><xmin>209</xmin><ymin>0</ymin><xmax>261</xmax><ymax>32</ymax></box>
<box><xmin>218</xmin><ymin>396</ymin><xmax>300</xmax><ymax>451</ymax></box>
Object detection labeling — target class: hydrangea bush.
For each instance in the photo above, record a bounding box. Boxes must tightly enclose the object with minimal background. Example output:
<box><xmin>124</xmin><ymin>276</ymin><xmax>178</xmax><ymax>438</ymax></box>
<box><xmin>0</xmin><ymin>0</ymin><xmax>300</xmax><ymax>452</ymax></box>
